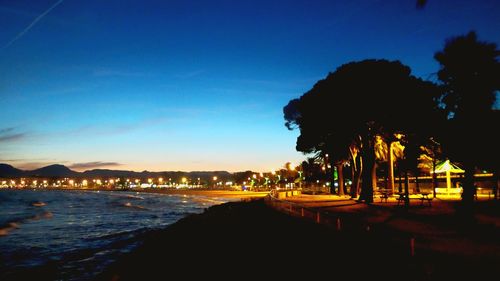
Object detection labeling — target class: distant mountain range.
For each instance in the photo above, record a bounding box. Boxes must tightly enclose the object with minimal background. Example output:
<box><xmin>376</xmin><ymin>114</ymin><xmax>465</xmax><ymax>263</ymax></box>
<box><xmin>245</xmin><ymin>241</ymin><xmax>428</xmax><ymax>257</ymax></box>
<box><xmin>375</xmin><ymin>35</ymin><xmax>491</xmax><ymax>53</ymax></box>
<box><xmin>0</xmin><ymin>163</ymin><xmax>233</xmax><ymax>180</ymax></box>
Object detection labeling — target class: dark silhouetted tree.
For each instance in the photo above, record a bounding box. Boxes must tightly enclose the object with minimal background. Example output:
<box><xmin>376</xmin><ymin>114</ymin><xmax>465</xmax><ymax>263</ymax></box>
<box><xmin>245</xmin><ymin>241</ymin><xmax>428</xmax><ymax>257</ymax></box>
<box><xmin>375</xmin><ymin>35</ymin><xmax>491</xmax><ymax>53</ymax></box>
<box><xmin>434</xmin><ymin>31</ymin><xmax>500</xmax><ymax>207</ymax></box>
<box><xmin>284</xmin><ymin>59</ymin><xmax>440</xmax><ymax>203</ymax></box>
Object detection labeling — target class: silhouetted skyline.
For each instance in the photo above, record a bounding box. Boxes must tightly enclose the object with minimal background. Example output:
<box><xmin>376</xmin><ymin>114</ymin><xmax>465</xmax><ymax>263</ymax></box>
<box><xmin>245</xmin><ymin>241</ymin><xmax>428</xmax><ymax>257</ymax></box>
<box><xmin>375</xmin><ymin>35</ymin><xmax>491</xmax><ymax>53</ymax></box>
<box><xmin>1</xmin><ymin>0</ymin><xmax>499</xmax><ymax>172</ymax></box>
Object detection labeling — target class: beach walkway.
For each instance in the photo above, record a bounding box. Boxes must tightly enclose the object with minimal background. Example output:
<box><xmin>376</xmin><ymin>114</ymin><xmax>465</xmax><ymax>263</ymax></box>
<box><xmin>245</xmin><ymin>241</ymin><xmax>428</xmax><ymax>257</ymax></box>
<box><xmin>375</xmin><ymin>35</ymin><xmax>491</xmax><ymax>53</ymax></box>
<box><xmin>268</xmin><ymin>193</ymin><xmax>500</xmax><ymax>261</ymax></box>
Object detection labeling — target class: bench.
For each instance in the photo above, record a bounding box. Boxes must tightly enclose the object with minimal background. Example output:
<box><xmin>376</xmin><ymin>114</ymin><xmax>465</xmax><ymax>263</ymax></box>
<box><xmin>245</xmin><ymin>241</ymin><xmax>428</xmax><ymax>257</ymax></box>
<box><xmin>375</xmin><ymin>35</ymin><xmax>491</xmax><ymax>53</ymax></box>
<box><xmin>419</xmin><ymin>196</ymin><xmax>433</xmax><ymax>206</ymax></box>
<box><xmin>475</xmin><ymin>188</ymin><xmax>493</xmax><ymax>200</ymax></box>
<box><xmin>379</xmin><ymin>193</ymin><xmax>389</xmax><ymax>203</ymax></box>
<box><xmin>413</xmin><ymin>192</ymin><xmax>432</xmax><ymax>206</ymax></box>
<box><xmin>396</xmin><ymin>194</ymin><xmax>407</xmax><ymax>206</ymax></box>
<box><xmin>378</xmin><ymin>189</ymin><xmax>391</xmax><ymax>203</ymax></box>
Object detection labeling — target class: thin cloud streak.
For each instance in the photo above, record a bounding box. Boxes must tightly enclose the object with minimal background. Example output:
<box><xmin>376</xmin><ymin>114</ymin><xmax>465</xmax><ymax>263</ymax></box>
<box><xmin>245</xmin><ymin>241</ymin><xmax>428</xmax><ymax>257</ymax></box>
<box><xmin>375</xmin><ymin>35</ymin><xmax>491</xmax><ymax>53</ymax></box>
<box><xmin>0</xmin><ymin>127</ymin><xmax>15</xmax><ymax>134</ymax></box>
<box><xmin>0</xmin><ymin>133</ymin><xmax>25</xmax><ymax>142</ymax></box>
<box><xmin>0</xmin><ymin>127</ymin><xmax>28</xmax><ymax>143</ymax></box>
<box><xmin>1</xmin><ymin>0</ymin><xmax>64</xmax><ymax>51</ymax></box>
<box><xmin>69</xmin><ymin>161</ymin><xmax>122</xmax><ymax>171</ymax></box>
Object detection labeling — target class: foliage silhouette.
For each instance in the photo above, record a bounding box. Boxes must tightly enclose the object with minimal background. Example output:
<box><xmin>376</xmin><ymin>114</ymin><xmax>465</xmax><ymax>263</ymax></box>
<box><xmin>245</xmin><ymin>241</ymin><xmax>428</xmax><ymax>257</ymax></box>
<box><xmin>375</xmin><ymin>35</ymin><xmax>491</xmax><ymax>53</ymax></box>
<box><xmin>284</xmin><ymin>59</ymin><xmax>441</xmax><ymax>203</ymax></box>
<box><xmin>434</xmin><ymin>31</ymin><xmax>500</xmax><ymax>206</ymax></box>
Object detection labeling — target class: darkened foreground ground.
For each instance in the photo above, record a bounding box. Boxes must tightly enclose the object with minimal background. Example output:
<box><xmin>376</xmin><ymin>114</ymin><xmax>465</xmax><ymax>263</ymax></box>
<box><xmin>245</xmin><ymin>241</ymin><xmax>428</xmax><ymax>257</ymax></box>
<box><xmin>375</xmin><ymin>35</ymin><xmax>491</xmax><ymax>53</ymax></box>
<box><xmin>98</xmin><ymin>198</ymin><xmax>499</xmax><ymax>281</ymax></box>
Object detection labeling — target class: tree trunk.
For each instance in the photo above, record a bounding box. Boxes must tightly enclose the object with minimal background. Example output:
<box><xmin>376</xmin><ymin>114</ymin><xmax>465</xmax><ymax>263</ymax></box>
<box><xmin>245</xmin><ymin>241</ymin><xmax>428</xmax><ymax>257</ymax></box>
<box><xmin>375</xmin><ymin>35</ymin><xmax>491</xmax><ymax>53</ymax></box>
<box><xmin>432</xmin><ymin>153</ymin><xmax>437</xmax><ymax>198</ymax></box>
<box><xmin>494</xmin><ymin>171</ymin><xmax>499</xmax><ymax>201</ymax></box>
<box><xmin>328</xmin><ymin>170</ymin><xmax>334</xmax><ymax>194</ymax></box>
<box><xmin>454</xmin><ymin>161</ymin><xmax>475</xmax><ymax>222</ymax></box>
<box><xmin>415</xmin><ymin>173</ymin><xmax>420</xmax><ymax>193</ymax></box>
<box><xmin>404</xmin><ymin>169</ymin><xmax>410</xmax><ymax>207</ymax></box>
<box><xmin>388</xmin><ymin>141</ymin><xmax>395</xmax><ymax>193</ymax></box>
<box><xmin>398</xmin><ymin>169</ymin><xmax>403</xmax><ymax>193</ymax></box>
<box><xmin>461</xmin><ymin>162</ymin><xmax>475</xmax><ymax>207</ymax></box>
<box><xmin>337</xmin><ymin>164</ymin><xmax>344</xmax><ymax>196</ymax></box>
<box><xmin>350</xmin><ymin>156</ymin><xmax>362</xmax><ymax>198</ymax></box>
<box><xmin>359</xmin><ymin>157</ymin><xmax>374</xmax><ymax>203</ymax></box>
<box><xmin>371</xmin><ymin>161</ymin><xmax>378</xmax><ymax>190</ymax></box>
<box><xmin>359</xmin><ymin>139</ymin><xmax>375</xmax><ymax>204</ymax></box>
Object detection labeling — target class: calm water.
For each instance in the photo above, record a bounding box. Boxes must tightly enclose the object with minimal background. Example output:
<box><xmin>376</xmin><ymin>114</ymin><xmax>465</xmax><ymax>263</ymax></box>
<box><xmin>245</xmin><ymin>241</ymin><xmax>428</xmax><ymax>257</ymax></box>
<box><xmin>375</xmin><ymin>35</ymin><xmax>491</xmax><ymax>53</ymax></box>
<box><xmin>0</xmin><ymin>189</ymin><xmax>232</xmax><ymax>280</ymax></box>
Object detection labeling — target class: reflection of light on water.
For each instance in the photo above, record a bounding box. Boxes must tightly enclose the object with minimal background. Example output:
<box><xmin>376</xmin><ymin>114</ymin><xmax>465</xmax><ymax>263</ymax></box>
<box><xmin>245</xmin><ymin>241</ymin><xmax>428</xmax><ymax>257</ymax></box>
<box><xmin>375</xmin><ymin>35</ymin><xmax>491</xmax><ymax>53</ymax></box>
<box><xmin>0</xmin><ymin>189</ymin><xmax>241</xmax><ymax>280</ymax></box>
<box><xmin>31</xmin><ymin>201</ymin><xmax>46</xmax><ymax>207</ymax></box>
<box><xmin>126</xmin><ymin>195</ymin><xmax>144</xmax><ymax>200</ymax></box>
<box><xmin>192</xmin><ymin>197</ymin><xmax>227</xmax><ymax>205</ymax></box>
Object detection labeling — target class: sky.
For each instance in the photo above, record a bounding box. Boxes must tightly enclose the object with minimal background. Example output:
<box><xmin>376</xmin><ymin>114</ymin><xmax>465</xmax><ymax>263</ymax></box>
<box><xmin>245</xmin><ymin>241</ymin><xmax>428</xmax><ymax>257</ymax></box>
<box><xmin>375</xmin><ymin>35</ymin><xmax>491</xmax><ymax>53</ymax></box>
<box><xmin>1</xmin><ymin>0</ymin><xmax>499</xmax><ymax>172</ymax></box>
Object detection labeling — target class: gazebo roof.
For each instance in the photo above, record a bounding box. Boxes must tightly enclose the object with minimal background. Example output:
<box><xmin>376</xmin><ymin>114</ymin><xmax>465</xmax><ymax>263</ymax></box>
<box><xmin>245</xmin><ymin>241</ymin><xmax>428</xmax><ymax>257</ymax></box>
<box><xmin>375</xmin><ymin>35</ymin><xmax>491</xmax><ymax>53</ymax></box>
<box><xmin>433</xmin><ymin>159</ymin><xmax>465</xmax><ymax>174</ymax></box>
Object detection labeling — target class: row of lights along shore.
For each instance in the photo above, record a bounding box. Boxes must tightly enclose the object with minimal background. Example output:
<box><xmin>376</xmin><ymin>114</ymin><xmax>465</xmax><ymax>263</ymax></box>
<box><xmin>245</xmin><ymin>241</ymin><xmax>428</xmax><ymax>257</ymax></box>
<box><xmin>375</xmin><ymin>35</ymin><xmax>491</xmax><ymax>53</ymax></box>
<box><xmin>0</xmin><ymin>166</ymin><xmax>315</xmax><ymax>189</ymax></box>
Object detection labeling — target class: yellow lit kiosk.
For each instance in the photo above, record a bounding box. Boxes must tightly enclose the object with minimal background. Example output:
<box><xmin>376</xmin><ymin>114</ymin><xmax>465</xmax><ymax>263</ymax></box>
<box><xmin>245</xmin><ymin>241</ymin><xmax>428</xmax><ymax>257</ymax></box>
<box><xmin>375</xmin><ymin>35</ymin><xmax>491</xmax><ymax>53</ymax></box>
<box><xmin>432</xmin><ymin>160</ymin><xmax>465</xmax><ymax>196</ymax></box>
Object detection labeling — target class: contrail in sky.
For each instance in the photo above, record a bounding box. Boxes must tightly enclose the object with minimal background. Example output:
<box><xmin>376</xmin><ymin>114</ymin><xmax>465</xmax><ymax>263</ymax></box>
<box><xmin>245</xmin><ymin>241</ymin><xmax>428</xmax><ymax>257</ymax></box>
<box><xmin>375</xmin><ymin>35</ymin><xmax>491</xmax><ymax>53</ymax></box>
<box><xmin>1</xmin><ymin>0</ymin><xmax>64</xmax><ymax>51</ymax></box>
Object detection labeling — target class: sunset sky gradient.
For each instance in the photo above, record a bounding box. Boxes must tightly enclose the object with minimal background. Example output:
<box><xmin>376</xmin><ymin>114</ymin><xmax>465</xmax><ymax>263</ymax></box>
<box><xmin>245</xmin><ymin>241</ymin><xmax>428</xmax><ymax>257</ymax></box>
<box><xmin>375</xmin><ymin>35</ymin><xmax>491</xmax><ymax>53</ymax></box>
<box><xmin>1</xmin><ymin>0</ymin><xmax>499</xmax><ymax>172</ymax></box>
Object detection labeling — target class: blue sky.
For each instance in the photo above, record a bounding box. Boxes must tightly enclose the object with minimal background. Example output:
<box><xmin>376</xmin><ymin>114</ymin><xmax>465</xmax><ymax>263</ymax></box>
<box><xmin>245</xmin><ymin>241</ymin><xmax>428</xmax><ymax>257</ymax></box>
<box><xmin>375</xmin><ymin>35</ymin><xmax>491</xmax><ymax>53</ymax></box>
<box><xmin>1</xmin><ymin>0</ymin><xmax>499</xmax><ymax>172</ymax></box>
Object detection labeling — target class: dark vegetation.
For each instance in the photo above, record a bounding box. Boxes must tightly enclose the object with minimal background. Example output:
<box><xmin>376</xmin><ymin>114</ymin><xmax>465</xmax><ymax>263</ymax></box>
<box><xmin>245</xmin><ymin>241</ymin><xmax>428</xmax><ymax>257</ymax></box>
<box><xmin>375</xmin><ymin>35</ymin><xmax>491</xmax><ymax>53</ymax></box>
<box><xmin>284</xmin><ymin>31</ymin><xmax>499</xmax><ymax>211</ymax></box>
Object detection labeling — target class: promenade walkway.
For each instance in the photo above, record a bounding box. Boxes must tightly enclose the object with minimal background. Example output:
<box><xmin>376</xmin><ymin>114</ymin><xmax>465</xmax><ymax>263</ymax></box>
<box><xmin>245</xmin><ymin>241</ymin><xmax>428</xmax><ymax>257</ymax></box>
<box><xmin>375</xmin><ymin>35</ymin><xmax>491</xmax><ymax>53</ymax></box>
<box><xmin>267</xmin><ymin>193</ymin><xmax>500</xmax><ymax>259</ymax></box>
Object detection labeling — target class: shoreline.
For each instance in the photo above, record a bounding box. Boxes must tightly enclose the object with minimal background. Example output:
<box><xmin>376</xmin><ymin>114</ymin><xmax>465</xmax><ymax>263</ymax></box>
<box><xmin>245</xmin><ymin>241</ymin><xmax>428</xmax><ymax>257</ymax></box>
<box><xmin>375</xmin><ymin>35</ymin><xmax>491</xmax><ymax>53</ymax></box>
<box><xmin>96</xmin><ymin>198</ymin><xmax>499</xmax><ymax>280</ymax></box>
<box><xmin>0</xmin><ymin>187</ymin><xmax>270</xmax><ymax>200</ymax></box>
<box><xmin>2</xmin><ymin>190</ymin><xmax>498</xmax><ymax>280</ymax></box>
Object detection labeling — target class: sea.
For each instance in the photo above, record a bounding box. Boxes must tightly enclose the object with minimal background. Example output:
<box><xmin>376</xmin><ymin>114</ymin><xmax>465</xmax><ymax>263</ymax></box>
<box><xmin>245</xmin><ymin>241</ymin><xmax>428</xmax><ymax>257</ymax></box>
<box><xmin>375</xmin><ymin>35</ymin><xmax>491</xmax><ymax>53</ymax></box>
<box><xmin>0</xmin><ymin>189</ymin><xmax>233</xmax><ymax>280</ymax></box>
